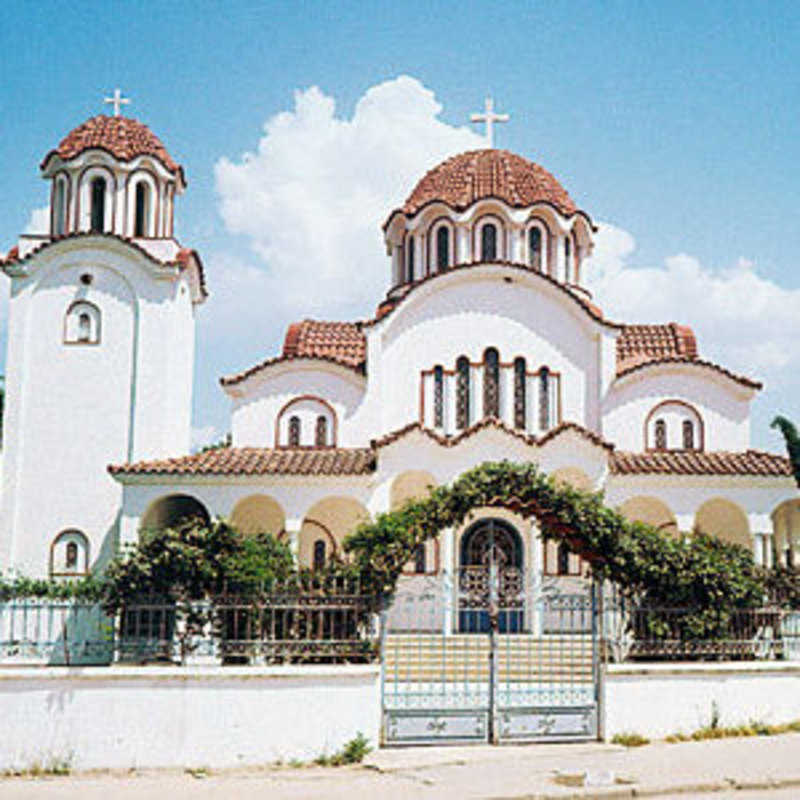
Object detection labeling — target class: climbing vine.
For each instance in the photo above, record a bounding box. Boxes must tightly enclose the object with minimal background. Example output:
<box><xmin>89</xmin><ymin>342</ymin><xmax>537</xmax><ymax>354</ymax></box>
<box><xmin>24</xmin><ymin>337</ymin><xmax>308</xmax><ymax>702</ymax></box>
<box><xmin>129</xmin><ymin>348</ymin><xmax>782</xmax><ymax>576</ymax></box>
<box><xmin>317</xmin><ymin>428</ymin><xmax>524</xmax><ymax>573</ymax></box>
<box><xmin>344</xmin><ymin>461</ymin><xmax>765</xmax><ymax>612</ymax></box>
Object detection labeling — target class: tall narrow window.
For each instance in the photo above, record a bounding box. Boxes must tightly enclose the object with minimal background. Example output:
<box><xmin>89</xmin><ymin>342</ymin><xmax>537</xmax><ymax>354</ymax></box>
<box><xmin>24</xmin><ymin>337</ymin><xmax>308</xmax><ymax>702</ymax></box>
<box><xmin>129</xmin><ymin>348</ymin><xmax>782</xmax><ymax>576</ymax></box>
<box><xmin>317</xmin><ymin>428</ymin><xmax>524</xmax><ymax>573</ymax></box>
<box><xmin>682</xmin><ymin>420</ymin><xmax>694</xmax><ymax>450</ymax></box>
<box><xmin>481</xmin><ymin>223</ymin><xmax>497</xmax><ymax>261</ymax></box>
<box><xmin>436</xmin><ymin>226</ymin><xmax>449</xmax><ymax>270</ymax></box>
<box><xmin>528</xmin><ymin>227</ymin><xmax>542</xmax><ymax>270</ymax></box>
<box><xmin>53</xmin><ymin>179</ymin><xmax>67</xmax><ymax>236</ymax></box>
<box><xmin>288</xmin><ymin>415</ymin><xmax>301</xmax><ymax>446</ymax></box>
<box><xmin>78</xmin><ymin>313</ymin><xmax>91</xmax><ymax>343</ymax></box>
<box><xmin>315</xmin><ymin>415</ymin><xmax>328</xmax><ymax>446</ymax></box>
<box><xmin>513</xmin><ymin>357</ymin><xmax>526</xmax><ymax>429</ymax></box>
<box><xmin>557</xmin><ymin>542</ymin><xmax>570</xmax><ymax>576</ymax></box>
<box><xmin>413</xmin><ymin>543</ymin><xmax>426</xmax><ymax>574</ymax></box>
<box><xmin>90</xmin><ymin>177</ymin><xmax>106</xmax><ymax>232</ymax></box>
<box><xmin>456</xmin><ymin>356</ymin><xmax>470</xmax><ymax>429</ymax></box>
<box><xmin>433</xmin><ymin>365</ymin><xmax>444</xmax><ymax>427</ymax></box>
<box><xmin>564</xmin><ymin>237</ymin><xmax>572</xmax><ymax>282</ymax></box>
<box><xmin>483</xmin><ymin>347</ymin><xmax>499</xmax><ymax>418</ymax></box>
<box><xmin>313</xmin><ymin>539</ymin><xmax>326</xmax><ymax>571</ymax></box>
<box><xmin>407</xmin><ymin>236</ymin><xmax>415</xmax><ymax>282</ymax></box>
<box><xmin>134</xmin><ymin>182</ymin><xmax>150</xmax><ymax>237</ymax></box>
<box><xmin>654</xmin><ymin>419</ymin><xmax>667</xmax><ymax>450</ymax></box>
<box><xmin>539</xmin><ymin>367</ymin><xmax>550</xmax><ymax>430</ymax></box>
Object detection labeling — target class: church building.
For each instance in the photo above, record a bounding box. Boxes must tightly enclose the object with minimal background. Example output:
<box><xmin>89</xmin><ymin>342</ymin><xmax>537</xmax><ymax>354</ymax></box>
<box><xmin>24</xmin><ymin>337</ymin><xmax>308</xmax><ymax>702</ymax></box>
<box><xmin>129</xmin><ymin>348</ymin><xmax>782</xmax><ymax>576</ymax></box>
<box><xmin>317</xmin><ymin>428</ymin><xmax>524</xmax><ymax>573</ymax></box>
<box><xmin>1</xmin><ymin>104</ymin><xmax>798</xmax><ymax>587</ymax></box>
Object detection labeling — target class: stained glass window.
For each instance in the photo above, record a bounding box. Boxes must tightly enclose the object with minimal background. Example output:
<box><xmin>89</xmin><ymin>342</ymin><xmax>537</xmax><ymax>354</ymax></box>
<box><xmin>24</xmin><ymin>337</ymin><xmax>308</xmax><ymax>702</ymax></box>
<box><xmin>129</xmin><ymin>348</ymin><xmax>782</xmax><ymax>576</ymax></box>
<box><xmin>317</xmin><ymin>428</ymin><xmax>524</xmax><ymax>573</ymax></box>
<box><xmin>483</xmin><ymin>348</ymin><xmax>499</xmax><ymax>417</ymax></box>
<box><xmin>433</xmin><ymin>365</ymin><xmax>444</xmax><ymax>427</ymax></box>
<box><xmin>682</xmin><ymin>420</ymin><xmax>694</xmax><ymax>450</ymax></box>
<box><xmin>539</xmin><ymin>368</ymin><xmax>550</xmax><ymax>430</ymax></box>
<box><xmin>514</xmin><ymin>357</ymin><xmax>526</xmax><ymax>429</ymax></box>
<box><xmin>655</xmin><ymin>419</ymin><xmax>667</xmax><ymax>449</ymax></box>
<box><xmin>315</xmin><ymin>415</ymin><xmax>328</xmax><ymax>446</ymax></box>
<box><xmin>456</xmin><ymin>356</ymin><xmax>470</xmax><ymax>429</ymax></box>
<box><xmin>288</xmin><ymin>415</ymin><xmax>301</xmax><ymax>446</ymax></box>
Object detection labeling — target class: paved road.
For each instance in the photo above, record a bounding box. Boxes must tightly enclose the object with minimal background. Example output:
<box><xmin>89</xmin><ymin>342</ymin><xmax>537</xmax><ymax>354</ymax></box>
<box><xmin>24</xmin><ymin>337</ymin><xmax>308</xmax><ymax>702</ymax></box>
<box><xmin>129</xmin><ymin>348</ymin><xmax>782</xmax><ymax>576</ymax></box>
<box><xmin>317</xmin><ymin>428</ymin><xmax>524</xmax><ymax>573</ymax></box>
<box><xmin>3</xmin><ymin>734</ymin><xmax>800</xmax><ymax>799</ymax></box>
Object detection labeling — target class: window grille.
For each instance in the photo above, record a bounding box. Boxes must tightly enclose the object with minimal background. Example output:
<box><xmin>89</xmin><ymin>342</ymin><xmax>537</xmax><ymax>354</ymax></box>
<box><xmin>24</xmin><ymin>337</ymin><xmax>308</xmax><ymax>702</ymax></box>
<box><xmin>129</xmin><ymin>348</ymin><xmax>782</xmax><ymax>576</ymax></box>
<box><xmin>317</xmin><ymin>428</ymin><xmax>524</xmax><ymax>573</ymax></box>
<box><xmin>456</xmin><ymin>356</ymin><xmax>470</xmax><ymax>429</ymax></box>
<box><xmin>315</xmin><ymin>415</ymin><xmax>328</xmax><ymax>446</ymax></box>
<box><xmin>513</xmin><ymin>357</ymin><xmax>526</xmax><ymax>429</ymax></box>
<box><xmin>483</xmin><ymin>348</ymin><xmax>499</xmax><ymax>417</ymax></box>
<box><xmin>288</xmin><ymin>416</ymin><xmax>301</xmax><ymax>446</ymax></box>
<box><xmin>433</xmin><ymin>366</ymin><xmax>444</xmax><ymax>427</ymax></box>
<box><xmin>655</xmin><ymin>419</ymin><xmax>667</xmax><ymax>449</ymax></box>
<box><xmin>682</xmin><ymin>420</ymin><xmax>694</xmax><ymax>450</ymax></box>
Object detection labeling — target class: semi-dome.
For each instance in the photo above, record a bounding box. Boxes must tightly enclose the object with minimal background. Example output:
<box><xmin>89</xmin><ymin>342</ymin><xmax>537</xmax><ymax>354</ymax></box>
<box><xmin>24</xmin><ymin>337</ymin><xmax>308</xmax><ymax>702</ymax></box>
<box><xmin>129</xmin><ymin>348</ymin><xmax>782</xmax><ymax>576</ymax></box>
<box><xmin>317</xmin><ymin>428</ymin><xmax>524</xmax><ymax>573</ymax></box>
<box><xmin>41</xmin><ymin>115</ymin><xmax>183</xmax><ymax>179</ymax></box>
<box><xmin>403</xmin><ymin>149</ymin><xmax>576</xmax><ymax>217</ymax></box>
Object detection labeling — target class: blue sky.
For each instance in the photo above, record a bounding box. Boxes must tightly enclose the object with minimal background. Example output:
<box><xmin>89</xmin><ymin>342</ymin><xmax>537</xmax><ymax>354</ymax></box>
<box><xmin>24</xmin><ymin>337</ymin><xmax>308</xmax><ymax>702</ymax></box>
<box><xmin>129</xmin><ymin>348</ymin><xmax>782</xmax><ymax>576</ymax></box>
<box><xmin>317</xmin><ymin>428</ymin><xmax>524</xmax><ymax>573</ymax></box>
<box><xmin>1</xmin><ymin>0</ymin><xmax>798</xmax><ymax>451</ymax></box>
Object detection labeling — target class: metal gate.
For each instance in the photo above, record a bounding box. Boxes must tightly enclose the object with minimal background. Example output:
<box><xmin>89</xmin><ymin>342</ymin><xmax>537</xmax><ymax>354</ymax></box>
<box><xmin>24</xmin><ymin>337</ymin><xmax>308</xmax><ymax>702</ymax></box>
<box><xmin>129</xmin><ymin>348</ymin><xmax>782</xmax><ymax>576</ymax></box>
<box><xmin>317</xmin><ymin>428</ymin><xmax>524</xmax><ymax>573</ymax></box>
<box><xmin>381</xmin><ymin>569</ymin><xmax>600</xmax><ymax>745</ymax></box>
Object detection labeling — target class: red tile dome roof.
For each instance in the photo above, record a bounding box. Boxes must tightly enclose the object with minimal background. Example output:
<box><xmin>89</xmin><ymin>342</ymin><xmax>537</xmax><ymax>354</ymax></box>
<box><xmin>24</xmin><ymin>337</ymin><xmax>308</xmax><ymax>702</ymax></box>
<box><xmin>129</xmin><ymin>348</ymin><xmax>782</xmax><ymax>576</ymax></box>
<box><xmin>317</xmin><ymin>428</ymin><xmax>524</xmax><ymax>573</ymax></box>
<box><xmin>41</xmin><ymin>115</ymin><xmax>183</xmax><ymax>178</ymax></box>
<box><xmin>402</xmin><ymin>149</ymin><xmax>577</xmax><ymax>216</ymax></box>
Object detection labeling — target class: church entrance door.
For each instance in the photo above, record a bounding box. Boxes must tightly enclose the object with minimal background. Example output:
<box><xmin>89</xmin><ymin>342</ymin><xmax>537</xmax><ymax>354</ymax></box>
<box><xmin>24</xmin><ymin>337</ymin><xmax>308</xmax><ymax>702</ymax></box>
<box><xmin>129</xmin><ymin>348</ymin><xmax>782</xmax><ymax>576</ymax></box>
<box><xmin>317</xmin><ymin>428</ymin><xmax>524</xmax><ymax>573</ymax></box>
<box><xmin>458</xmin><ymin>519</ymin><xmax>524</xmax><ymax>633</ymax></box>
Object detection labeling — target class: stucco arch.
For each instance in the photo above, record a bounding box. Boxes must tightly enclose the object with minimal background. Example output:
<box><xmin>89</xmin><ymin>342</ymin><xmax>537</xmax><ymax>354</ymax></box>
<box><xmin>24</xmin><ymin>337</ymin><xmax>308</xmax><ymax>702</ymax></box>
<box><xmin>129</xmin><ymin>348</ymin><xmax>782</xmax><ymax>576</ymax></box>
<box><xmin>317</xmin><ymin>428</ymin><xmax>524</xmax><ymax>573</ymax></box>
<box><xmin>230</xmin><ymin>494</ymin><xmax>285</xmax><ymax>537</ymax></box>
<box><xmin>390</xmin><ymin>470</ymin><xmax>437</xmax><ymax>510</ymax></box>
<box><xmin>695</xmin><ymin>498</ymin><xmax>751</xmax><ymax>549</ymax></box>
<box><xmin>550</xmin><ymin>467</ymin><xmax>593</xmax><ymax>492</ymax></box>
<box><xmin>141</xmin><ymin>493</ymin><xmax>210</xmax><ymax>532</ymax></box>
<box><xmin>299</xmin><ymin>496</ymin><xmax>370</xmax><ymax>569</ymax></box>
<box><xmin>619</xmin><ymin>496</ymin><xmax>679</xmax><ymax>537</ymax></box>
<box><xmin>772</xmin><ymin>499</ymin><xmax>800</xmax><ymax>567</ymax></box>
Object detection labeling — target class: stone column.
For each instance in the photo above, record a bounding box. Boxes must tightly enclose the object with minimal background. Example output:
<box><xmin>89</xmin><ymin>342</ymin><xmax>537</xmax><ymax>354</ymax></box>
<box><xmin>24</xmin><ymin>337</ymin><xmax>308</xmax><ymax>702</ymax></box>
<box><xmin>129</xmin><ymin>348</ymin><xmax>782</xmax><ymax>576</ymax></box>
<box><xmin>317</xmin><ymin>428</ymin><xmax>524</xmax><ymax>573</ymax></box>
<box><xmin>527</xmin><ymin>519</ymin><xmax>543</xmax><ymax>635</ymax></box>
<box><xmin>440</xmin><ymin>527</ymin><xmax>455</xmax><ymax>635</ymax></box>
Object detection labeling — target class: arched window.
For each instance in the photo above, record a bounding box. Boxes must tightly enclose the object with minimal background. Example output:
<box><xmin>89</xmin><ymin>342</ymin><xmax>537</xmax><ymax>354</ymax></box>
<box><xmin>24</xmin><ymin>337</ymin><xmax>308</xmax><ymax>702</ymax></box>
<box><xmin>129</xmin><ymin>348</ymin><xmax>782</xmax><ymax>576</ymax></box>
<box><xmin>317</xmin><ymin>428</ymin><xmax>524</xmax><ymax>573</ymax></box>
<box><xmin>90</xmin><ymin>177</ymin><xmax>106</xmax><ymax>233</ymax></box>
<box><xmin>433</xmin><ymin>365</ymin><xmax>444</xmax><ymax>428</ymax></box>
<box><xmin>407</xmin><ymin>235</ymin><xmax>415</xmax><ymax>282</ymax></box>
<box><xmin>513</xmin><ymin>357</ymin><xmax>526</xmax><ymax>429</ymax></box>
<box><xmin>456</xmin><ymin>356</ymin><xmax>470</xmax><ymax>429</ymax></box>
<box><xmin>682</xmin><ymin>420</ymin><xmax>694</xmax><ymax>450</ymax></box>
<box><xmin>53</xmin><ymin>178</ymin><xmax>67</xmax><ymax>236</ymax></box>
<box><xmin>655</xmin><ymin>419</ymin><xmax>667</xmax><ymax>450</ymax></box>
<box><xmin>134</xmin><ymin>182</ymin><xmax>151</xmax><ymax>237</ymax></box>
<box><xmin>313</xmin><ymin>539</ymin><xmax>326</xmax><ymax>571</ymax></box>
<box><xmin>315</xmin><ymin>415</ymin><xmax>328</xmax><ymax>446</ymax></box>
<box><xmin>557</xmin><ymin>542</ymin><xmax>570</xmax><ymax>576</ymax></box>
<box><xmin>64</xmin><ymin>300</ymin><xmax>101</xmax><ymax>345</ymax></box>
<box><xmin>50</xmin><ymin>529</ymin><xmax>89</xmax><ymax>578</ymax></box>
<box><xmin>288</xmin><ymin>415</ymin><xmax>301</xmax><ymax>446</ymax></box>
<box><xmin>413</xmin><ymin>543</ymin><xmax>426</xmax><ymax>574</ymax></box>
<box><xmin>539</xmin><ymin>367</ymin><xmax>550</xmax><ymax>430</ymax></box>
<box><xmin>436</xmin><ymin>226</ymin><xmax>450</xmax><ymax>271</ymax></box>
<box><xmin>483</xmin><ymin>347</ymin><xmax>499</xmax><ymax>418</ymax></box>
<box><xmin>481</xmin><ymin>223</ymin><xmax>497</xmax><ymax>261</ymax></box>
<box><xmin>564</xmin><ymin>237</ymin><xmax>572</xmax><ymax>282</ymax></box>
<box><xmin>528</xmin><ymin>227</ymin><xmax>542</xmax><ymax>270</ymax></box>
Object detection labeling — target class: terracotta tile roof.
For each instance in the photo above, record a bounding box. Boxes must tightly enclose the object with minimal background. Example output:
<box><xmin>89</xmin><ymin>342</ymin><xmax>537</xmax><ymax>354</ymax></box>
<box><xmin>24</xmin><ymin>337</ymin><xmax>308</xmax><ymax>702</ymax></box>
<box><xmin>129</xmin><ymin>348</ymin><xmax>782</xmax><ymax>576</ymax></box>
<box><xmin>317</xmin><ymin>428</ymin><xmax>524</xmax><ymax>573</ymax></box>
<box><xmin>41</xmin><ymin>115</ymin><xmax>184</xmax><ymax>181</ymax></box>
<box><xmin>401</xmin><ymin>150</ymin><xmax>578</xmax><ymax>217</ymax></box>
<box><xmin>282</xmin><ymin>320</ymin><xmax>366</xmax><ymax>368</ymax></box>
<box><xmin>373</xmin><ymin>418</ymin><xmax>614</xmax><ymax>452</ymax></box>
<box><xmin>1</xmin><ymin>232</ymin><xmax>207</xmax><ymax>300</ymax></box>
<box><xmin>611</xmin><ymin>450</ymin><xmax>792</xmax><ymax>477</ymax></box>
<box><xmin>221</xmin><ymin>320</ymin><xmax>367</xmax><ymax>387</ymax></box>
<box><xmin>616</xmin><ymin>323</ymin><xmax>698</xmax><ymax>372</ymax></box>
<box><xmin>109</xmin><ymin>447</ymin><xmax>376</xmax><ymax>477</ymax></box>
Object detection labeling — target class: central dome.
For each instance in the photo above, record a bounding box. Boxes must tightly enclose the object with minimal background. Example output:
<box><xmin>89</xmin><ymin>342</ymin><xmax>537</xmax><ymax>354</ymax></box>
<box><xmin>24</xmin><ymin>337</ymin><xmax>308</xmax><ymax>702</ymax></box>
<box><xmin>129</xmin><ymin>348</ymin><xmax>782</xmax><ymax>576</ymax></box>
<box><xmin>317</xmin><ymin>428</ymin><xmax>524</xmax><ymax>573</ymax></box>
<box><xmin>403</xmin><ymin>149</ymin><xmax>577</xmax><ymax>216</ymax></box>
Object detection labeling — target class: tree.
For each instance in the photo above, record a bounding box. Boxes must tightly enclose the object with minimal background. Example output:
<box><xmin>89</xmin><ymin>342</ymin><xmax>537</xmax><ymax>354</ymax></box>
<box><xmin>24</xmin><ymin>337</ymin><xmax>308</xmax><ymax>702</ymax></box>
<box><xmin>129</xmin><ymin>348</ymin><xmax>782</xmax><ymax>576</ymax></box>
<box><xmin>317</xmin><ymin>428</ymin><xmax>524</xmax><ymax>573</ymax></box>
<box><xmin>772</xmin><ymin>416</ymin><xmax>800</xmax><ymax>488</ymax></box>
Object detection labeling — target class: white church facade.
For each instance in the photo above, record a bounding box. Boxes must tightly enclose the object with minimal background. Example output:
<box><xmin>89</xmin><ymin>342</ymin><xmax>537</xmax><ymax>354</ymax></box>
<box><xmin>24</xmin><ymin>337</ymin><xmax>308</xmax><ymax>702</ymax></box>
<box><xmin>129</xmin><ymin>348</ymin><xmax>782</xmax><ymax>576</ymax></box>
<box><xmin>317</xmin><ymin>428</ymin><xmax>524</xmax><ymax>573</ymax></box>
<box><xmin>1</xmin><ymin>109</ymin><xmax>798</xmax><ymax>584</ymax></box>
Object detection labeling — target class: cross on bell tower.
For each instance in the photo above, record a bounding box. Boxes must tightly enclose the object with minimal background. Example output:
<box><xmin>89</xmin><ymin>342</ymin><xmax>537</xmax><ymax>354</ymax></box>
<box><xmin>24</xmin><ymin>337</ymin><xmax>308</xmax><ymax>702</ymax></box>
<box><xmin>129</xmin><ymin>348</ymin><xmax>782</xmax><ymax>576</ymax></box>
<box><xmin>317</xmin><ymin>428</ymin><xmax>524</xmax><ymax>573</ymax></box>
<box><xmin>104</xmin><ymin>88</ymin><xmax>131</xmax><ymax>117</ymax></box>
<box><xmin>470</xmin><ymin>96</ymin><xmax>509</xmax><ymax>148</ymax></box>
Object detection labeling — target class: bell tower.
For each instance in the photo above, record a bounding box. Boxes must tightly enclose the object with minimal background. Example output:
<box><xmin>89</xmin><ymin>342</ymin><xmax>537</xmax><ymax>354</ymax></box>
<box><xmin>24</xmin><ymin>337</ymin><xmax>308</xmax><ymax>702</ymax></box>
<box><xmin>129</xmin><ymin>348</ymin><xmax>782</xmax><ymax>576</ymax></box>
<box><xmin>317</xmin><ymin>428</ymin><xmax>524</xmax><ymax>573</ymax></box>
<box><xmin>0</xmin><ymin>100</ymin><xmax>206</xmax><ymax>578</ymax></box>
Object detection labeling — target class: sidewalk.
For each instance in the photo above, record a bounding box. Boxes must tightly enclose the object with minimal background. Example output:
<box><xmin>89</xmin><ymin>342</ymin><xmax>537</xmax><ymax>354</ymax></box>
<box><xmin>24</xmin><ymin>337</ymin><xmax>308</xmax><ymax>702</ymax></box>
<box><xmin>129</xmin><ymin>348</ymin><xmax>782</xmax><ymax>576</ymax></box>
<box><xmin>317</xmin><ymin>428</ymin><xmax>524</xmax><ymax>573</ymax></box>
<box><xmin>2</xmin><ymin>734</ymin><xmax>800</xmax><ymax>799</ymax></box>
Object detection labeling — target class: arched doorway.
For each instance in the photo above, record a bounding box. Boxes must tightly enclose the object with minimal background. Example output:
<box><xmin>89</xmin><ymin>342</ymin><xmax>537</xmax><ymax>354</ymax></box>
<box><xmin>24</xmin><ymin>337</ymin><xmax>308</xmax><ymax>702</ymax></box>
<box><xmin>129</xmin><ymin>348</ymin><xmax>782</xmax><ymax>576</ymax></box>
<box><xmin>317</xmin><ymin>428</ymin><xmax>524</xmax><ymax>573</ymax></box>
<box><xmin>458</xmin><ymin>518</ymin><xmax>524</xmax><ymax>633</ymax></box>
<box><xmin>141</xmin><ymin>494</ymin><xmax>210</xmax><ymax>532</ymax></box>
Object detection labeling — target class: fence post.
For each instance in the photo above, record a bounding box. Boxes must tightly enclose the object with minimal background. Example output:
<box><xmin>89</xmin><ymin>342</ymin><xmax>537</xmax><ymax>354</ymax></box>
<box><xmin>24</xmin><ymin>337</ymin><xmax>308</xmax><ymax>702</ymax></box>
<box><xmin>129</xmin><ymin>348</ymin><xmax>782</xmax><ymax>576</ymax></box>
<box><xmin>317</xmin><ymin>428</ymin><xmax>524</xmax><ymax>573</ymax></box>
<box><xmin>592</xmin><ymin>579</ymin><xmax>605</xmax><ymax>742</ymax></box>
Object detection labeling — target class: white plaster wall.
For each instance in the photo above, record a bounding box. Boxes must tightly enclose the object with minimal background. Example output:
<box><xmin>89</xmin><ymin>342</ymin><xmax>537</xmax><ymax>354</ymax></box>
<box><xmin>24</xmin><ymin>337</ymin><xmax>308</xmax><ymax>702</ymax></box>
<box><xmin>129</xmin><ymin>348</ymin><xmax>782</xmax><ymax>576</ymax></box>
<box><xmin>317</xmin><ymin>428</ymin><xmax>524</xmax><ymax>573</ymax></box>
<box><xmin>0</xmin><ymin>665</ymin><xmax>380</xmax><ymax>770</ymax></box>
<box><xmin>0</xmin><ymin>238</ymin><xmax>196</xmax><ymax>576</ymax></box>
<box><xmin>368</xmin><ymin>267</ymin><xmax>608</xmax><ymax>438</ymax></box>
<box><xmin>230</xmin><ymin>363</ymin><xmax>366</xmax><ymax>447</ymax></box>
<box><xmin>604</xmin><ymin>663</ymin><xmax>800</xmax><ymax>740</ymax></box>
<box><xmin>603</xmin><ymin>367</ymin><xmax>753</xmax><ymax>452</ymax></box>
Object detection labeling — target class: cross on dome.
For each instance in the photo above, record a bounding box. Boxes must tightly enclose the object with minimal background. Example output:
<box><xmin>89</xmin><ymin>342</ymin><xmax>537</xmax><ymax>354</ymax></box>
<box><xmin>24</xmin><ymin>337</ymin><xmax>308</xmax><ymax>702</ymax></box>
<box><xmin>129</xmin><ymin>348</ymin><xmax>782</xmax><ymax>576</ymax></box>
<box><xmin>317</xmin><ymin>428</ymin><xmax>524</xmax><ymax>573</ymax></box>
<box><xmin>104</xmin><ymin>88</ymin><xmax>131</xmax><ymax>117</ymax></box>
<box><xmin>470</xmin><ymin>96</ymin><xmax>509</xmax><ymax>148</ymax></box>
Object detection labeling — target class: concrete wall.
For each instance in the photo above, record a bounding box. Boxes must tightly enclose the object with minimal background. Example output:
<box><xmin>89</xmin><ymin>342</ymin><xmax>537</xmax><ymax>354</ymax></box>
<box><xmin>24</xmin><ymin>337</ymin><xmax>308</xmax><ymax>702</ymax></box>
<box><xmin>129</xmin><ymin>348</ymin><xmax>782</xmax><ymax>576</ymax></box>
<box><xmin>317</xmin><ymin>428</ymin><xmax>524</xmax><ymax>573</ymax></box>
<box><xmin>604</xmin><ymin>662</ymin><xmax>800</xmax><ymax>740</ymax></box>
<box><xmin>0</xmin><ymin>664</ymin><xmax>381</xmax><ymax>771</ymax></box>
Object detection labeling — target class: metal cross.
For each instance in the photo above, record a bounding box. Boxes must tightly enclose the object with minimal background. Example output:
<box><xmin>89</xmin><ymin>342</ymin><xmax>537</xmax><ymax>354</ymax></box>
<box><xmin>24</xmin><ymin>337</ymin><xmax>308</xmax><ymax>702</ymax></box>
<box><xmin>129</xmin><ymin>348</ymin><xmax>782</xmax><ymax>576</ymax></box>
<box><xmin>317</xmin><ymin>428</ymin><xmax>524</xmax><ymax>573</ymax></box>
<box><xmin>470</xmin><ymin>96</ymin><xmax>509</xmax><ymax>148</ymax></box>
<box><xmin>104</xmin><ymin>88</ymin><xmax>131</xmax><ymax>117</ymax></box>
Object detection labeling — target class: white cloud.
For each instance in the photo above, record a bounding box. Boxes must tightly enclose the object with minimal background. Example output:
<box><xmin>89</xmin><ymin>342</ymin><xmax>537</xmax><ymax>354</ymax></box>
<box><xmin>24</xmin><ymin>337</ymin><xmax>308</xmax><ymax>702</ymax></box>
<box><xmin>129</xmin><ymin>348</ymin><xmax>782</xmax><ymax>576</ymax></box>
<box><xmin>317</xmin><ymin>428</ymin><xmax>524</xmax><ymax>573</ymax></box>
<box><xmin>585</xmin><ymin>224</ymin><xmax>800</xmax><ymax>449</ymax></box>
<box><xmin>25</xmin><ymin>206</ymin><xmax>49</xmax><ymax>234</ymax></box>
<box><xmin>214</xmin><ymin>76</ymin><xmax>484</xmax><ymax>318</ymax></box>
